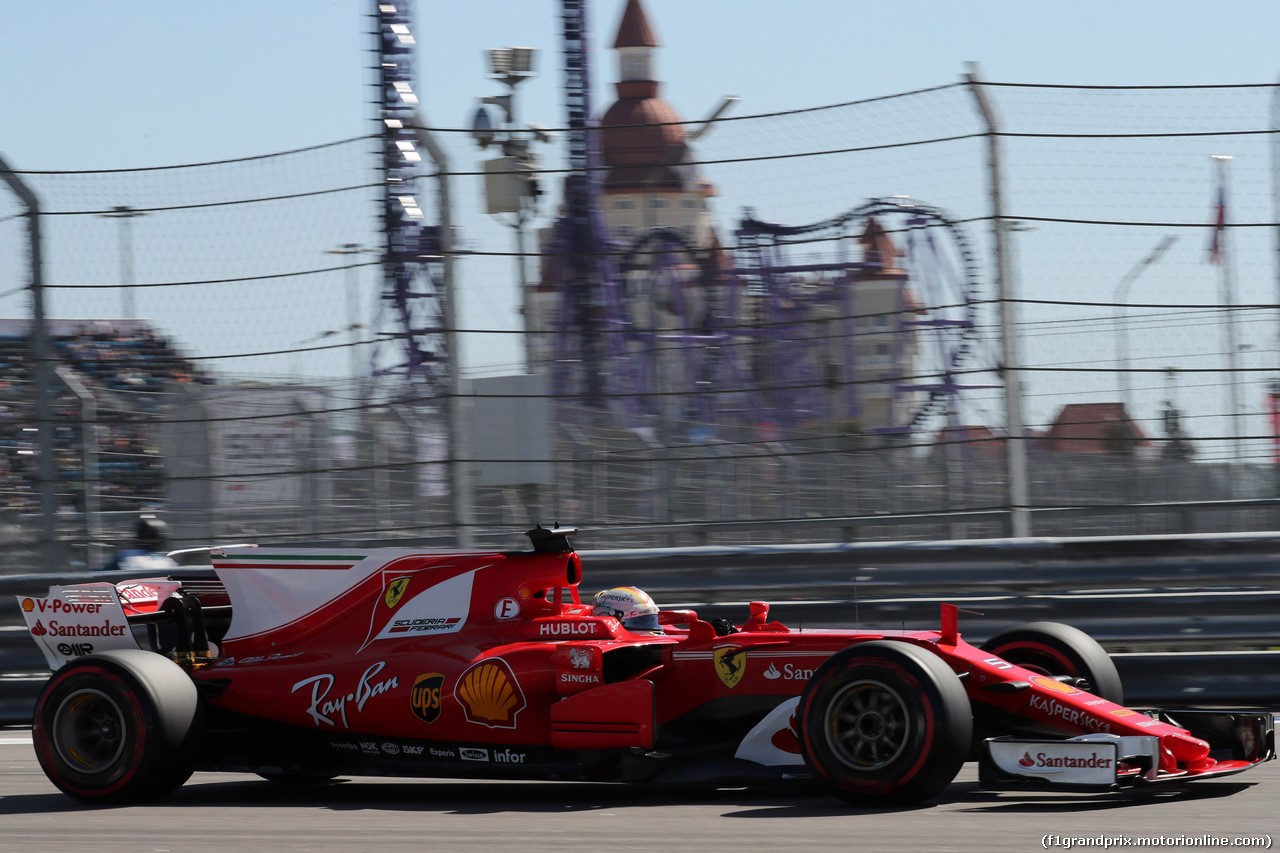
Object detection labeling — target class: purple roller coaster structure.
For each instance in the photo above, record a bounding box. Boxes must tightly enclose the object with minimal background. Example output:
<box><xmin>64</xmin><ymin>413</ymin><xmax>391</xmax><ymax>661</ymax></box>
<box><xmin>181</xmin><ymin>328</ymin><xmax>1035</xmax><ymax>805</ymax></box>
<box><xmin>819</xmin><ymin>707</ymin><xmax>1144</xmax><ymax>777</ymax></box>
<box><xmin>538</xmin><ymin>2</ymin><xmax>997</xmax><ymax>444</ymax></box>
<box><xmin>732</xmin><ymin>198</ymin><xmax>996</xmax><ymax>440</ymax></box>
<box><xmin>374</xmin><ymin>0</ymin><xmax>996</xmax><ymax>449</ymax></box>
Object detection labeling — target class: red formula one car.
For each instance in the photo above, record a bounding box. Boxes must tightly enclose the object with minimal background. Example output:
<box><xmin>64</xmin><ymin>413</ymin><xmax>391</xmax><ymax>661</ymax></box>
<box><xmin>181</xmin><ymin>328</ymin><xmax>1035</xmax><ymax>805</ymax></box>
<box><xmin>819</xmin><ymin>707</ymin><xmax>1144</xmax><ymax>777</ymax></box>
<box><xmin>18</xmin><ymin>527</ymin><xmax>1274</xmax><ymax>805</ymax></box>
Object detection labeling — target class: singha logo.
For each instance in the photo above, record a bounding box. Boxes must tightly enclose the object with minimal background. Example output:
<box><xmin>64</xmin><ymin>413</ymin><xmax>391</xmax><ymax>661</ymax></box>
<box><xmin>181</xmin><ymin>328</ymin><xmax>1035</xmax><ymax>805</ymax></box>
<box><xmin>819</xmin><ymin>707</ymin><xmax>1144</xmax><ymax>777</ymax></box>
<box><xmin>569</xmin><ymin>647</ymin><xmax>591</xmax><ymax>670</ymax></box>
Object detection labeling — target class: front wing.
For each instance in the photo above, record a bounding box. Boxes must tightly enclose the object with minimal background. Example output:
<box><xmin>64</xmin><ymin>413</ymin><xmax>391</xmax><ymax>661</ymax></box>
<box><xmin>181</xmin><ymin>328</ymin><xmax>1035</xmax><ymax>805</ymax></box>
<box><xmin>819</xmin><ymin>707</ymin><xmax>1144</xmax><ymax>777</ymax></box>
<box><xmin>980</xmin><ymin>709</ymin><xmax>1275</xmax><ymax>789</ymax></box>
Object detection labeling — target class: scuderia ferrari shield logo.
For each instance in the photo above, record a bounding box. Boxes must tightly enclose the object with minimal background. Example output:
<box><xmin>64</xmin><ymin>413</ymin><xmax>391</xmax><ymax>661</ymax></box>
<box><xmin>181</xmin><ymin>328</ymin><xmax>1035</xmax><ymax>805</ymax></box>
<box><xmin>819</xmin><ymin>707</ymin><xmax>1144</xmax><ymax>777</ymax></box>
<box><xmin>714</xmin><ymin>645</ymin><xmax>747</xmax><ymax>689</ymax></box>
<box><xmin>384</xmin><ymin>577</ymin><xmax>411</xmax><ymax>609</ymax></box>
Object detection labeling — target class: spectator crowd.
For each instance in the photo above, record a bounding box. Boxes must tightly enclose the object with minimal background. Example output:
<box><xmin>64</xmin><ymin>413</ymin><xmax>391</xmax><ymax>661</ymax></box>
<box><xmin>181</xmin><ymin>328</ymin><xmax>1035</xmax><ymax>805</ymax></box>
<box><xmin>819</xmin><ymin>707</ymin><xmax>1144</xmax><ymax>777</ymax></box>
<box><xmin>0</xmin><ymin>320</ymin><xmax>211</xmax><ymax>514</ymax></box>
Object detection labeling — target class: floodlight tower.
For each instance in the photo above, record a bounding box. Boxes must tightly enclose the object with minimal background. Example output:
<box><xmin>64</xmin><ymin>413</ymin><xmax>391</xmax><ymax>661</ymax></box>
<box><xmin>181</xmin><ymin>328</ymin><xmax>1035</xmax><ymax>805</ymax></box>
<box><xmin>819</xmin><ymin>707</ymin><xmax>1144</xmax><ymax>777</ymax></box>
<box><xmin>470</xmin><ymin>45</ymin><xmax>547</xmax><ymax>373</ymax></box>
<box><xmin>557</xmin><ymin>0</ymin><xmax>615</xmax><ymax>402</ymax></box>
<box><xmin>371</xmin><ymin>2</ymin><xmax>448</xmax><ymax>397</ymax></box>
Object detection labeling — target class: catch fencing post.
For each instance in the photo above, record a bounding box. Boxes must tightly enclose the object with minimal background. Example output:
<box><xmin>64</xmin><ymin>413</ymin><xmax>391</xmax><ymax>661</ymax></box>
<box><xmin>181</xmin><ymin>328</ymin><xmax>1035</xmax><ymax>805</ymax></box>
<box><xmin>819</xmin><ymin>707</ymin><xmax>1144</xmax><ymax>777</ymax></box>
<box><xmin>965</xmin><ymin>66</ymin><xmax>1030</xmax><ymax>539</ymax></box>
<box><xmin>0</xmin><ymin>154</ymin><xmax>61</xmax><ymax>569</ymax></box>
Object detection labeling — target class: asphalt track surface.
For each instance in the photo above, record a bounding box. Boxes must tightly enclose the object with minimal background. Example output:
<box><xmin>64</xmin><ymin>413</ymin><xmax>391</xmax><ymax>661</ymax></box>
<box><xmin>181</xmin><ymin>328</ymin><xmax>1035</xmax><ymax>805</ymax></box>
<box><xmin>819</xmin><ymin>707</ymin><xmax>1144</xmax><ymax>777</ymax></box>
<box><xmin>2</xmin><ymin>730</ymin><xmax>1277</xmax><ymax>853</ymax></box>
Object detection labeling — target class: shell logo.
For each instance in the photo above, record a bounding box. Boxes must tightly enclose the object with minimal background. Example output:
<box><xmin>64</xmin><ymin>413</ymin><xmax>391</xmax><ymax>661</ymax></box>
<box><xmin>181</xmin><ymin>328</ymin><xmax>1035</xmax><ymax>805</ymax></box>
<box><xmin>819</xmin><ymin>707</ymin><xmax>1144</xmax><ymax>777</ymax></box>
<box><xmin>1030</xmin><ymin>676</ymin><xmax>1078</xmax><ymax>695</ymax></box>
<box><xmin>455</xmin><ymin>658</ymin><xmax>526</xmax><ymax>729</ymax></box>
<box><xmin>21</xmin><ymin>599</ymin><xmax>34</xmax><ymax>612</ymax></box>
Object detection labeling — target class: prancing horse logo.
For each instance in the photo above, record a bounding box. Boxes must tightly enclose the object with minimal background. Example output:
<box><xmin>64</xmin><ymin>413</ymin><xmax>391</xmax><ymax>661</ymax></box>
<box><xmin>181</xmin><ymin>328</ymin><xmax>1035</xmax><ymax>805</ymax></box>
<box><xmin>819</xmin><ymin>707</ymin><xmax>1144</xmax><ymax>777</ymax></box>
<box><xmin>714</xmin><ymin>645</ymin><xmax>747</xmax><ymax>689</ymax></box>
<box><xmin>384</xmin><ymin>577</ymin><xmax>411</xmax><ymax>609</ymax></box>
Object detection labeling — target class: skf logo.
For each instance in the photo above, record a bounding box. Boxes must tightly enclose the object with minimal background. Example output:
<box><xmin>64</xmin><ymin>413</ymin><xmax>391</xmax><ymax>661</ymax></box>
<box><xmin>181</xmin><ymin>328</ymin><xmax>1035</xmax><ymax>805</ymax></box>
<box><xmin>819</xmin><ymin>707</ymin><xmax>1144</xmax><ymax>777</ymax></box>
<box><xmin>410</xmin><ymin>672</ymin><xmax>444</xmax><ymax>724</ymax></box>
<box><xmin>714</xmin><ymin>645</ymin><xmax>747</xmax><ymax>689</ymax></box>
<box><xmin>384</xmin><ymin>577</ymin><xmax>411</xmax><ymax>609</ymax></box>
<box><xmin>455</xmin><ymin>659</ymin><xmax>526</xmax><ymax>729</ymax></box>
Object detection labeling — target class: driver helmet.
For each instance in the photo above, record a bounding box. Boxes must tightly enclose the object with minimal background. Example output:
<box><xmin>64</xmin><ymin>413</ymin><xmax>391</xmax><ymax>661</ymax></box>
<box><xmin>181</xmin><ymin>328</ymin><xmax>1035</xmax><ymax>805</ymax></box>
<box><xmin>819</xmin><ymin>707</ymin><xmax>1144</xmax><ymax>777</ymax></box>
<box><xmin>592</xmin><ymin>587</ymin><xmax>661</xmax><ymax>633</ymax></box>
<box><xmin>135</xmin><ymin>516</ymin><xmax>168</xmax><ymax>549</ymax></box>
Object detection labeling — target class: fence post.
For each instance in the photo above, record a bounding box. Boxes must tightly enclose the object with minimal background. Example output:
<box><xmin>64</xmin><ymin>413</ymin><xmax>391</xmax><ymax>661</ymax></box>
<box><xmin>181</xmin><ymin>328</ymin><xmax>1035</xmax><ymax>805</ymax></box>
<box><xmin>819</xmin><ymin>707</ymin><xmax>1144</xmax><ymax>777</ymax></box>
<box><xmin>965</xmin><ymin>66</ymin><xmax>1031</xmax><ymax>539</ymax></box>
<box><xmin>413</xmin><ymin>112</ymin><xmax>474</xmax><ymax>548</ymax></box>
<box><xmin>0</xmin><ymin>155</ymin><xmax>61</xmax><ymax>570</ymax></box>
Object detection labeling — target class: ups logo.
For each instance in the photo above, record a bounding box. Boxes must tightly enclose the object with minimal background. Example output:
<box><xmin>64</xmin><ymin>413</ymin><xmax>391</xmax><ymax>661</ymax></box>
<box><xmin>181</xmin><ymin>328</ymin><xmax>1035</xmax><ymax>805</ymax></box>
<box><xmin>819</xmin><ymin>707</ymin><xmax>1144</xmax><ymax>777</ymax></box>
<box><xmin>410</xmin><ymin>672</ymin><xmax>445</xmax><ymax>724</ymax></box>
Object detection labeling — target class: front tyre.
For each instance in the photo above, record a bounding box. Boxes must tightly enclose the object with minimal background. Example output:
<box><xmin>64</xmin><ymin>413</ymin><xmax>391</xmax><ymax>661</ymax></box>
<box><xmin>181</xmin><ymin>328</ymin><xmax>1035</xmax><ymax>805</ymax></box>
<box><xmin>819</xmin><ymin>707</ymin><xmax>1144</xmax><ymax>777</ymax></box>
<box><xmin>797</xmin><ymin>641</ymin><xmax>971</xmax><ymax>807</ymax></box>
<box><xmin>980</xmin><ymin>621</ymin><xmax>1122</xmax><ymax>703</ymax></box>
<box><xmin>972</xmin><ymin>621</ymin><xmax>1123</xmax><ymax>750</ymax></box>
<box><xmin>33</xmin><ymin>650</ymin><xmax>202</xmax><ymax>804</ymax></box>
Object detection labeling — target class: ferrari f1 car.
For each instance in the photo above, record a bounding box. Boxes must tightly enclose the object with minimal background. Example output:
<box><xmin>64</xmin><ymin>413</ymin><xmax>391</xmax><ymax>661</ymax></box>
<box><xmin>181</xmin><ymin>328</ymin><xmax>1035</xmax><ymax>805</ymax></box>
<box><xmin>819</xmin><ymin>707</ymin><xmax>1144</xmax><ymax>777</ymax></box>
<box><xmin>18</xmin><ymin>527</ymin><xmax>1274</xmax><ymax>805</ymax></box>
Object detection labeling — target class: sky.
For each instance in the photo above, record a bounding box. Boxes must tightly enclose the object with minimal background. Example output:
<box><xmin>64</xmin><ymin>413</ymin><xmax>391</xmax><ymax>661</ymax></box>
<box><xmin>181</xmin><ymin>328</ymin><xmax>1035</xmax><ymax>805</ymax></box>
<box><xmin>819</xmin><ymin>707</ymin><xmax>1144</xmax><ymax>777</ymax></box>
<box><xmin>3</xmin><ymin>0</ymin><xmax>1280</xmax><ymax>450</ymax></box>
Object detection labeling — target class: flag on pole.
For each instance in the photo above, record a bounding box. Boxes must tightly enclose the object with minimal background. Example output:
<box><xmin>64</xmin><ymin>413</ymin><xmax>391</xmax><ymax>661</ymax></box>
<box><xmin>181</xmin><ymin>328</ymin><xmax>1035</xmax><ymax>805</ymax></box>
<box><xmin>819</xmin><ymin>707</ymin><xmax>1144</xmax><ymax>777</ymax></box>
<box><xmin>1208</xmin><ymin>184</ymin><xmax>1226</xmax><ymax>265</ymax></box>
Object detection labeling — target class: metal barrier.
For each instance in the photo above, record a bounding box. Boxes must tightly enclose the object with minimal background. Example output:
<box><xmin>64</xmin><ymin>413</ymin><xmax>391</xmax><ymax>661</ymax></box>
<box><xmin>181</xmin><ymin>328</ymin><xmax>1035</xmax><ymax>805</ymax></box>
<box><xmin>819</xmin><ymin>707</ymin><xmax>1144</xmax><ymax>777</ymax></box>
<box><xmin>3</xmin><ymin>531</ymin><xmax>1278</xmax><ymax>726</ymax></box>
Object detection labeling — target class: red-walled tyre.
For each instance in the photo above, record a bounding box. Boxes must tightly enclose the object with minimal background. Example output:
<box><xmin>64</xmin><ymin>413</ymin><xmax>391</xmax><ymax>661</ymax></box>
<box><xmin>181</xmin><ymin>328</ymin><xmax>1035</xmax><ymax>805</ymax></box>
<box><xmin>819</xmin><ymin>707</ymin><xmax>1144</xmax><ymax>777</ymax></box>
<box><xmin>980</xmin><ymin>621</ymin><xmax>1123</xmax><ymax>704</ymax></box>
<box><xmin>797</xmin><ymin>641</ymin><xmax>972</xmax><ymax>807</ymax></box>
<box><xmin>33</xmin><ymin>650</ymin><xmax>202</xmax><ymax>804</ymax></box>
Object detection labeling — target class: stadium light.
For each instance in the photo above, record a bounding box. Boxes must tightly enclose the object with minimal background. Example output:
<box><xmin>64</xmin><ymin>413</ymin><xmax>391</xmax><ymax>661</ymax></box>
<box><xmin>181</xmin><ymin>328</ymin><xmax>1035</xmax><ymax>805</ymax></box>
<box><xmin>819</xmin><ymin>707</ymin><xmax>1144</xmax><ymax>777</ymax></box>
<box><xmin>472</xmin><ymin>46</ymin><xmax>544</xmax><ymax>373</ymax></box>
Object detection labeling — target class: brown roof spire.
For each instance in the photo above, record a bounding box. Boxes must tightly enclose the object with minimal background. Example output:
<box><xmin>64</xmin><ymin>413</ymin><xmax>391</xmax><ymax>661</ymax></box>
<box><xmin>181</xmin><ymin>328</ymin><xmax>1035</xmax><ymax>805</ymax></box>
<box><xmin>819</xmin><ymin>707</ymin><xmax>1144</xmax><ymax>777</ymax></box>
<box><xmin>613</xmin><ymin>0</ymin><xmax>660</xmax><ymax>49</ymax></box>
<box><xmin>858</xmin><ymin>216</ymin><xmax>904</xmax><ymax>272</ymax></box>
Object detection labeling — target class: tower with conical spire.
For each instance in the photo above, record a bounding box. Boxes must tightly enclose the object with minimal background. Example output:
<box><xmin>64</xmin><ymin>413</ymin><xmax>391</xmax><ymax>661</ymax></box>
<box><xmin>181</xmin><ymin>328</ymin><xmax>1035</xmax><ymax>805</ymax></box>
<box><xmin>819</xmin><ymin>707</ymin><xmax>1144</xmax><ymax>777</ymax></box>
<box><xmin>599</xmin><ymin>0</ymin><xmax>717</xmax><ymax>247</ymax></box>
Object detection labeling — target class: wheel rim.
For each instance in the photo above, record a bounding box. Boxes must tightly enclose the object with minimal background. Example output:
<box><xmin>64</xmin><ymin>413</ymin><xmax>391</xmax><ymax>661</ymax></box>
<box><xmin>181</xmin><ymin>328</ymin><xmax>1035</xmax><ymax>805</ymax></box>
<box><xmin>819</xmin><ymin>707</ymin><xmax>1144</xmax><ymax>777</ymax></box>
<box><xmin>52</xmin><ymin>688</ymin><xmax>127</xmax><ymax>775</ymax></box>
<box><xmin>824</xmin><ymin>678</ymin><xmax>911</xmax><ymax>770</ymax></box>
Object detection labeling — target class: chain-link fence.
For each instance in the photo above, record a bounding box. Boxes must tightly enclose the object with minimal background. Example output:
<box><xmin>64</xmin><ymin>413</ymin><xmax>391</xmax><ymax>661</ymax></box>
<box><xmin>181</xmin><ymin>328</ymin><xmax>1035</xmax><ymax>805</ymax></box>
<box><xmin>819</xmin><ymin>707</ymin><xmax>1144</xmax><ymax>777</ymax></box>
<box><xmin>2</xmin><ymin>79</ymin><xmax>1280</xmax><ymax>569</ymax></box>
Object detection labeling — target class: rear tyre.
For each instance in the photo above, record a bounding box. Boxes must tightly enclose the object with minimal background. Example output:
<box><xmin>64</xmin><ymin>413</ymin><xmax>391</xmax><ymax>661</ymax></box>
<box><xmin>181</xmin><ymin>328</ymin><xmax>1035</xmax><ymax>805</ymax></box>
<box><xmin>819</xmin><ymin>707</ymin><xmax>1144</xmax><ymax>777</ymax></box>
<box><xmin>797</xmin><ymin>641</ymin><xmax>971</xmax><ymax>807</ymax></box>
<box><xmin>980</xmin><ymin>621</ymin><xmax>1122</xmax><ymax>703</ymax></box>
<box><xmin>33</xmin><ymin>650</ymin><xmax>201</xmax><ymax>804</ymax></box>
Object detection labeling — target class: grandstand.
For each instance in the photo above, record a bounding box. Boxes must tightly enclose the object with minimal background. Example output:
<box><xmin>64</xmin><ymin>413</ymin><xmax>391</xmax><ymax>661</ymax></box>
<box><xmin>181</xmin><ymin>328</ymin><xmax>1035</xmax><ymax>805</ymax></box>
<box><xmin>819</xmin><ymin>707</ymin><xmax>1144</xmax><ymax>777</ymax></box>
<box><xmin>0</xmin><ymin>318</ymin><xmax>209</xmax><ymax>516</ymax></box>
